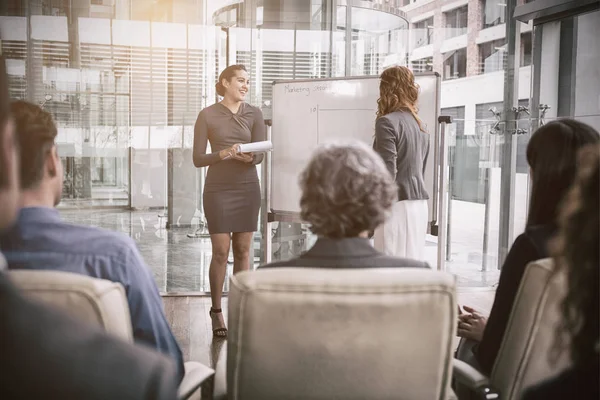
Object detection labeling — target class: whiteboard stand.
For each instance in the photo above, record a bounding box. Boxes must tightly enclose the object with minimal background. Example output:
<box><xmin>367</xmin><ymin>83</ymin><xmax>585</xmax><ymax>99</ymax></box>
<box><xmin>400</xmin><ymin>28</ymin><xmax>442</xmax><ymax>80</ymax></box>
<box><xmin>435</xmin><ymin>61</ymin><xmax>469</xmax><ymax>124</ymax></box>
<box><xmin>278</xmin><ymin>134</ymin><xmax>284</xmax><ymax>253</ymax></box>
<box><xmin>431</xmin><ymin>116</ymin><xmax>453</xmax><ymax>271</ymax></box>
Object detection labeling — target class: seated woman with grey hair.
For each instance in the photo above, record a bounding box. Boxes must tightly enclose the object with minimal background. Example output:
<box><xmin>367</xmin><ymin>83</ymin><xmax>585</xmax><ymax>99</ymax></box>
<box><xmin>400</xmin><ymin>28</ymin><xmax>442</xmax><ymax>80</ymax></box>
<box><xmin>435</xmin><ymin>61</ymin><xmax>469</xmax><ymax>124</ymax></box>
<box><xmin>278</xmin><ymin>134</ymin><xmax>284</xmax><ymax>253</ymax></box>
<box><xmin>260</xmin><ymin>141</ymin><xmax>430</xmax><ymax>269</ymax></box>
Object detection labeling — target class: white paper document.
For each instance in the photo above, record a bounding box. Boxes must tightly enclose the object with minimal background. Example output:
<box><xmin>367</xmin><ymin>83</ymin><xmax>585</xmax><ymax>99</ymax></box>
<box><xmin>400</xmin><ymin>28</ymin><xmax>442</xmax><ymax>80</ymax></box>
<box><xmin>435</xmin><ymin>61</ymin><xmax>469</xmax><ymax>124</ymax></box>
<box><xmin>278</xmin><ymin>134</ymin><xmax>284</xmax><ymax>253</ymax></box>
<box><xmin>239</xmin><ymin>140</ymin><xmax>273</xmax><ymax>153</ymax></box>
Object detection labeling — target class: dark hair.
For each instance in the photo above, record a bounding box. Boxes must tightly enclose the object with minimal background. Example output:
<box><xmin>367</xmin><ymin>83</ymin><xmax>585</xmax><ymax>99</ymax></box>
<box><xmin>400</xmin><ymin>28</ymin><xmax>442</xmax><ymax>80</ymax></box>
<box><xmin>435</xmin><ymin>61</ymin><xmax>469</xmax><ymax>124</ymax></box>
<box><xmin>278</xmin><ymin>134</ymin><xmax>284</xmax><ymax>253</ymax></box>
<box><xmin>215</xmin><ymin>64</ymin><xmax>247</xmax><ymax>97</ymax></box>
<box><xmin>551</xmin><ymin>143</ymin><xmax>599</xmax><ymax>365</ymax></box>
<box><xmin>526</xmin><ymin>119</ymin><xmax>599</xmax><ymax>227</ymax></box>
<box><xmin>0</xmin><ymin>56</ymin><xmax>12</xmax><ymax>189</ymax></box>
<box><xmin>9</xmin><ymin>100</ymin><xmax>58</xmax><ymax>189</ymax></box>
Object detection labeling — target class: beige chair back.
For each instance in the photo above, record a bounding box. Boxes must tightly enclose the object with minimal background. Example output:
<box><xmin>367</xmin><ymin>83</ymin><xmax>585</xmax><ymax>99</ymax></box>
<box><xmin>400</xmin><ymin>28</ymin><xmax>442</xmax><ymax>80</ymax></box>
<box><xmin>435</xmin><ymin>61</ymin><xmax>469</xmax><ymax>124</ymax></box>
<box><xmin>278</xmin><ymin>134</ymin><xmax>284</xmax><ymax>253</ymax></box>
<box><xmin>9</xmin><ymin>270</ymin><xmax>133</xmax><ymax>342</ymax></box>
<box><xmin>491</xmin><ymin>258</ymin><xmax>571</xmax><ymax>399</ymax></box>
<box><xmin>227</xmin><ymin>267</ymin><xmax>457</xmax><ymax>400</ymax></box>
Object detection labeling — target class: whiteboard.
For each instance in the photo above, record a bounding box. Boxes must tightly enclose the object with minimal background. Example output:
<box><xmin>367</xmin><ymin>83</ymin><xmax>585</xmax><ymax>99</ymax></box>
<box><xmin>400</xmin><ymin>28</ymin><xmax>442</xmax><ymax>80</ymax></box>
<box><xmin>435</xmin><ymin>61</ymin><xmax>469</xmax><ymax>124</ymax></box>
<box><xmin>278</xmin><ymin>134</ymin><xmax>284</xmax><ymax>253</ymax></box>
<box><xmin>270</xmin><ymin>74</ymin><xmax>440</xmax><ymax>223</ymax></box>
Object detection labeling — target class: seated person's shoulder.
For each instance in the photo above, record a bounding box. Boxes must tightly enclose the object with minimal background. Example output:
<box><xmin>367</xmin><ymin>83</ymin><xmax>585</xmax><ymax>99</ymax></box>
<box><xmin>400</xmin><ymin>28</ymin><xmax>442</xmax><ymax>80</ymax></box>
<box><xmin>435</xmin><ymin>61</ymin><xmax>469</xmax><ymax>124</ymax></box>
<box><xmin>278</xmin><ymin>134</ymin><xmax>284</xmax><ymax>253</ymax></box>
<box><xmin>61</xmin><ymin>222</ymin><xmax>140</xmax><ymax>259</ymax></box>
<box><xmin>376</xmin><ymin>255</ymin><xmax>430</xmax><ymax>269</ymax></box>
<box><xmin>257</xmin><ymin>259</ymin><xmax>297</xmax><ymax>269</ymax></box>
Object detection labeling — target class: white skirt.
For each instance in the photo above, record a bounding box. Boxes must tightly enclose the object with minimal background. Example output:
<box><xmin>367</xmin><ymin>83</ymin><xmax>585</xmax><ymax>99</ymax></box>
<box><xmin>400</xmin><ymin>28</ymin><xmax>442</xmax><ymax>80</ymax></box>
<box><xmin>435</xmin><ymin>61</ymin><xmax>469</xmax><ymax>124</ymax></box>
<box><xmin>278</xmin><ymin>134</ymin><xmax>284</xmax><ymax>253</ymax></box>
<box><xmin>373</xmin><ymin>199</ymin><xmax>428</xmax><ymax>260</ymax></box>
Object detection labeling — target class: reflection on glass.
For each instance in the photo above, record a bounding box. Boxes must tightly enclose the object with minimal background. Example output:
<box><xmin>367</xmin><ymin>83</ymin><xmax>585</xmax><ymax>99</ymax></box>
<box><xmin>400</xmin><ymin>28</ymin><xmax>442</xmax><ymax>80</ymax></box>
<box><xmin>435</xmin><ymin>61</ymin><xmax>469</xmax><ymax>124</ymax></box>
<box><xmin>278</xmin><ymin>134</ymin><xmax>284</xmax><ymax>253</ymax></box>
<box><xmin>431</xmin><ymin>116</ymin><xmax>532</xmax><ymax>285</ymax></box>
<box><xmin>270</xmin><ymin>222</ymin><xmax>312</xmax><ymax>263</ymax></box>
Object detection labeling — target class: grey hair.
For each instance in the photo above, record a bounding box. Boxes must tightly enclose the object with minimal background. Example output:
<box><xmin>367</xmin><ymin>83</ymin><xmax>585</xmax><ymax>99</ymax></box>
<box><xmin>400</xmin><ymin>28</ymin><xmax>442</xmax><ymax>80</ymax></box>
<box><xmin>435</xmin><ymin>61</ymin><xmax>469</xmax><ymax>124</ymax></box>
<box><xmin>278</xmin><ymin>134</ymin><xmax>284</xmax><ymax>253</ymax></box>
<box><xmin>299</xmin><ymin>141</ymin><xmax>398</xmax><ymax>238</ymax></box>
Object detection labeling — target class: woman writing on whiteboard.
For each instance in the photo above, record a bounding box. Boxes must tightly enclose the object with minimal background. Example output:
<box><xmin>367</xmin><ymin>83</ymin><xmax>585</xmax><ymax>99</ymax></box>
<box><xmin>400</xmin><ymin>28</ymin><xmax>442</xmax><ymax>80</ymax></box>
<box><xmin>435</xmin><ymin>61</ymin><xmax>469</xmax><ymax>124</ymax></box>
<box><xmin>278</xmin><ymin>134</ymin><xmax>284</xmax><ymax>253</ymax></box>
<box><xmin>373</xmin><ymin>65</ymin><xmax>430</xmax><ymax>260</ymax></box>
<box><xmin>193</xmin><ymin>64</ymin><xmax>265</xmax><ymax>337</ymax></box>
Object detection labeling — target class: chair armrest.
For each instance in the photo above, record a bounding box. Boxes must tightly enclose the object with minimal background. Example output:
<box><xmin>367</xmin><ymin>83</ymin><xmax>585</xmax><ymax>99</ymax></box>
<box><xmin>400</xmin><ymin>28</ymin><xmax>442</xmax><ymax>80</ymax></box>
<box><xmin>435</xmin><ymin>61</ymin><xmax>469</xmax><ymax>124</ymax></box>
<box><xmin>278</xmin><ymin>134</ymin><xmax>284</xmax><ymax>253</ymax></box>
<box><xmin>452</xmin><ymin>359</ymin><xmax>500</xmax><ymax>399</ymax></box>
<box><xmin>178</xmin><ymin>361</ymin><xmax>215</xmax><ymax>400</ymax></box>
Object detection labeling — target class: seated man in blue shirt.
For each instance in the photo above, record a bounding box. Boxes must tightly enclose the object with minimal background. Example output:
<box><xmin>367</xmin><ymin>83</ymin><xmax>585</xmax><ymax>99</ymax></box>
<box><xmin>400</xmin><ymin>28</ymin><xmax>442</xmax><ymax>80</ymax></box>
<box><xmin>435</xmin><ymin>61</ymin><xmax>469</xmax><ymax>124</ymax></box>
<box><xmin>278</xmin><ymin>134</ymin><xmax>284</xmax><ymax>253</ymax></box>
<box><xmin>0</xmin><ymin>100</ymin><xmax>184</xmax><ymax>382</ymax></box>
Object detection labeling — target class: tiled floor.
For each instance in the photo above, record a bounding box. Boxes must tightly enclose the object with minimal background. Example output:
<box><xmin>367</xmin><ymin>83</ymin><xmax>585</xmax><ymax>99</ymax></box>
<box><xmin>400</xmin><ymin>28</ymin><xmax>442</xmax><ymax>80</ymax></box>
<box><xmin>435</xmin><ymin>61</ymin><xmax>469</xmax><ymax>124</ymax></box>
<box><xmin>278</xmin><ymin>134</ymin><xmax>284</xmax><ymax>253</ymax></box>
<box><xmin>59</xmin><ymin>208</ymin><xmax>501</xmax><ymax>293</ymax></box>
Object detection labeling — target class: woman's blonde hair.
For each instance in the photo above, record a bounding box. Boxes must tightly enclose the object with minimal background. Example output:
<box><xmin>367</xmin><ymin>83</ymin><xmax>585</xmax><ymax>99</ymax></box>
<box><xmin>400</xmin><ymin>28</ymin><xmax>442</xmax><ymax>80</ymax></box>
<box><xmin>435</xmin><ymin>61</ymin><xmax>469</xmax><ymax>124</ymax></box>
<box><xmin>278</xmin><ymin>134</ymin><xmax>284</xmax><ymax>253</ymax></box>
<box><xmin>377</xmin><ymin>65</ymin><xmax>425</xmax><ymax>132</ymax></box>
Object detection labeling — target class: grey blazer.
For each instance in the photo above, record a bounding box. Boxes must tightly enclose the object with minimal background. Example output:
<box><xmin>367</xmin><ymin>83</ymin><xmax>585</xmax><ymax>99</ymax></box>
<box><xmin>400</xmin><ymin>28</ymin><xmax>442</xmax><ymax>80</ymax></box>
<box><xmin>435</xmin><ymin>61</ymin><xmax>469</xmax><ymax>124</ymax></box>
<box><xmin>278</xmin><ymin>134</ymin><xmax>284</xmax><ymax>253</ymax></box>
<box><xmin>373</xmin><ymin>110</ymin><xmax>430</xmax><ymax>201</ymax></box>
<box><xmin>259</xmin><ymin>237</ymin><xmax>430</xmax><ymax>269</ymax></box>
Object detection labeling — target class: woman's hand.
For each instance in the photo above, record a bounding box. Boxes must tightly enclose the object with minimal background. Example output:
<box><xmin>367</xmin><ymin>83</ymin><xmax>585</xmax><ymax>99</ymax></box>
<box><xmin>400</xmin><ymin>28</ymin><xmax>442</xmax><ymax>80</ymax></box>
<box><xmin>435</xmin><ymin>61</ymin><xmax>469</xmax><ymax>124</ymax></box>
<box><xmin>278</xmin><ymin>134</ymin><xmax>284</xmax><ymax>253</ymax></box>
<box><xmin>457</xmin><ymin>305</ymin><xmax>487</xmax><ymax>342</ymax></box>
<box><xmin>219</xmin><ymin>144</ymin><xmax>240</xmax><ymax>160</ymax></box>
<box><xmin>232</xmin><ymin>152</ymin><xmax>254</xmax><ymax>163</ymax></box>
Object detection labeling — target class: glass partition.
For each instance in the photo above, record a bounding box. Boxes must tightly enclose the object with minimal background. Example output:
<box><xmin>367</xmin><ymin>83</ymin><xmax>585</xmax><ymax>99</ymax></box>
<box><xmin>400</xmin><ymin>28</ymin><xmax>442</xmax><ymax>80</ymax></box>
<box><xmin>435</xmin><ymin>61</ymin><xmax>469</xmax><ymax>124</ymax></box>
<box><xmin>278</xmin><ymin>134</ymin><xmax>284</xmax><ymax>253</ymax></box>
<box><xmin>2</xmin><ymin>1</ymin><xmax>596</xmax><ymax>294</ymax></box>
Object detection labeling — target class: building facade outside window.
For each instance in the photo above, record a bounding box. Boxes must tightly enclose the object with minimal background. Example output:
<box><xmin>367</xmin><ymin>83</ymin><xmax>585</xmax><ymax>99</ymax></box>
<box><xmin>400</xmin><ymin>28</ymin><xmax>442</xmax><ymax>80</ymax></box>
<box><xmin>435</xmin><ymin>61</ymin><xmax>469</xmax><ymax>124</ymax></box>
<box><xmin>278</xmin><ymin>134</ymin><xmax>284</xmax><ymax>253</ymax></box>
<box><xmin>443</xmin><ymin>48</ymin><xmax>467</xmax><ymax>80</ymax></box>
<box><xmin>520</xmin><ymin>32</ymin><xmax>532</xmax><ymax>67</ymax></box>
<box><xmin>444</xmin><ymin>6</ymin><xmax>468</xmax><ymax>39</ymax></box>
<box><xmin>481</xmin><ymin>0</ymin><xmax>506</xmax><ymax>29</ymax></box>
<box><xmin>412</xmin><ymin>17</ymin><xmax>434</xmax><ymax>49</ymax></box>
<box><xmin>411</xmin><ymin>57</ymin><xmax>433</xmax><ymax>73</ymax></box>
<box><xmin>479</xmin><ymin>39</ymin><xmax>507</xmax><ymax>74</ymax></box>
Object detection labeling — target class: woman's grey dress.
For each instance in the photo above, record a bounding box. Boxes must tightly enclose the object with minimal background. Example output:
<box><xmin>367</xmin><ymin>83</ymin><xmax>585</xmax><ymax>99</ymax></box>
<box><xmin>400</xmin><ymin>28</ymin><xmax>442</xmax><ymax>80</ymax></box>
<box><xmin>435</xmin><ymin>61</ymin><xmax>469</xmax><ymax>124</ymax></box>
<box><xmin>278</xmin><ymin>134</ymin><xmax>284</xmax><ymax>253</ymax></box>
<box><xmin>193</xmin><ymin>102</ymin><xmax>265</xmax><ymax>233</ymax></box>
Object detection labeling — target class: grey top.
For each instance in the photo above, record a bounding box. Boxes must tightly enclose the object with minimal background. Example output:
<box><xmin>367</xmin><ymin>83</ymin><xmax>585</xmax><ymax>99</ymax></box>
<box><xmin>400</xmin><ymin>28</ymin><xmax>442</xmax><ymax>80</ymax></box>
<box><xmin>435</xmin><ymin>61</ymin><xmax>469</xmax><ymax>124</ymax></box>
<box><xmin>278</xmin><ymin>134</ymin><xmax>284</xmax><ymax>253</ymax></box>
<box><xmin>193</xmin><ymin>102</ymin><xmax>266</xmax><ymax>186</ymax></box>
<box><xmin>373</xmin><ymin>110</ymin><xmax>430</xmax><ymax>201</ymax></box>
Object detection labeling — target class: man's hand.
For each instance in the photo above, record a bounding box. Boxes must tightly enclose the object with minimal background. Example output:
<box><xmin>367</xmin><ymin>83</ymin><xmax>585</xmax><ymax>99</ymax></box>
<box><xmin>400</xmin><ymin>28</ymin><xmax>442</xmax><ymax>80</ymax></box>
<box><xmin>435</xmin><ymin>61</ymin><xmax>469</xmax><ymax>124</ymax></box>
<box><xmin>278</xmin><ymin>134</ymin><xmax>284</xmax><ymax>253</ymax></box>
<box><xmin>457</xmin><ymin>305</ymin><xmax>487</xmax><ymax>342</ymax></box>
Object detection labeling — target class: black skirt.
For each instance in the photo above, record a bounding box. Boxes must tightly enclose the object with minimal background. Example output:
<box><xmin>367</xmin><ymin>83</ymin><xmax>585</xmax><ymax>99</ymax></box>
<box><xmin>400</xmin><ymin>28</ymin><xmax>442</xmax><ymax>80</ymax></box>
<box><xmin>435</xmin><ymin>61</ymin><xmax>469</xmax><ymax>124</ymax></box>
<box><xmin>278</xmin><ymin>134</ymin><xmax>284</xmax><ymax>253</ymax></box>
<box><xmin>203</xmin><ymin>182</ymin><xmax>261</xmax><ymax>234</ymax></box>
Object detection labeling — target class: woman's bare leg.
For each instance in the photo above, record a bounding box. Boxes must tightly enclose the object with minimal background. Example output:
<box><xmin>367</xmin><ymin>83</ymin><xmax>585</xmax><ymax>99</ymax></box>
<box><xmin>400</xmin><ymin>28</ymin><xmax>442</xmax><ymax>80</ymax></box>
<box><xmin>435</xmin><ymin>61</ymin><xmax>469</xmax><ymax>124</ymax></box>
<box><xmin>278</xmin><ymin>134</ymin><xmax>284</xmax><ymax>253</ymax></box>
<box><xmin>209</xmin><ymin>233</ymin><xmax>231</xmax><ymax>334</ymax></box>
<box><xmin>232</xmin><ymin>232</ymin><xmax>254</xmax><ymax>274</ymax></box>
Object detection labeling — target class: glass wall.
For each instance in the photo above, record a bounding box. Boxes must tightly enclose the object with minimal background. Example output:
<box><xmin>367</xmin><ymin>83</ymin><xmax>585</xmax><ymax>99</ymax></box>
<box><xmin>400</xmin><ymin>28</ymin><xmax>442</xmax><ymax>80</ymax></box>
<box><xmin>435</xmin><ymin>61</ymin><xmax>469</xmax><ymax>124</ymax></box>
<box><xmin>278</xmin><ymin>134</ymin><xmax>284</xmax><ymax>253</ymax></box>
<box><xmin>1</xmin><ymin>1</ymin><xmax>597</xmax><ymax>293</ymax></box>
<box><xmin>0</xmin><ymin>0</ymin><xmax>409</xmax><ymax>292</ymax></box>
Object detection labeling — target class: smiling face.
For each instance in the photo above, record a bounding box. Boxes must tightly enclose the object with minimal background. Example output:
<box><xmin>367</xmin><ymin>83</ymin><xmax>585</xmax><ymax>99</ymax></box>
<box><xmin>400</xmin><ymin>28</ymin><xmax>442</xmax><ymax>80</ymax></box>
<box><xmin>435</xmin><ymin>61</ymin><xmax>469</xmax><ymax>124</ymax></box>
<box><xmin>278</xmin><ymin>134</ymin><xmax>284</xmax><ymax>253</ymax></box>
<box><xmin>222</xmin><ymin>69</ymin><xmax>249</xmax><ymax>102</ymax></box>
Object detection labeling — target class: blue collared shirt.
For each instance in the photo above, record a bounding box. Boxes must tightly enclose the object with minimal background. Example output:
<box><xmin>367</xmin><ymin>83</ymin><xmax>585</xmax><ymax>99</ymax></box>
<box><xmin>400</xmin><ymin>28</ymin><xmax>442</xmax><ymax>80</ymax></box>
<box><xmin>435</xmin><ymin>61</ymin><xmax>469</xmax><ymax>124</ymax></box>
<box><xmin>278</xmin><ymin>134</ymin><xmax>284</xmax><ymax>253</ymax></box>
<box><xmin>0</xmin><ymin>207</ymin><xmax>184</xmax><ymax>382</ymax></box>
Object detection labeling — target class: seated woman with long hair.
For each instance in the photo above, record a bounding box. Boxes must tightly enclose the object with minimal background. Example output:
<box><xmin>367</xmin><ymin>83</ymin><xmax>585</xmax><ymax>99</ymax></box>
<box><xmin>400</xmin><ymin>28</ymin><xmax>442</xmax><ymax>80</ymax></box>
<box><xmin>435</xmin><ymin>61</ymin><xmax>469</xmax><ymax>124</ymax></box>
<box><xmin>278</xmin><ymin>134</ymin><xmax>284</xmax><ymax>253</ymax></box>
<box><xmin>457</xmin><ymin>119</ymin><xmax>599</xmax><ymax>374</ymax></box>
<box><xmin>522</xmin><ymin>143</ymin><xmax>599</xmax><ymax>399</ymax></box>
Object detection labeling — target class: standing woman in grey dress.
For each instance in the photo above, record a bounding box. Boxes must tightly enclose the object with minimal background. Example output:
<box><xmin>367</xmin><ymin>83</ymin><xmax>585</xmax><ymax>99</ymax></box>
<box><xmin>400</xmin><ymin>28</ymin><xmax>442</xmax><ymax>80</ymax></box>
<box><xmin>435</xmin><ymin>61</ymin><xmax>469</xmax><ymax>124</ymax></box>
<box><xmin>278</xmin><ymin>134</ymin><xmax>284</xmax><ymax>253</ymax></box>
<box><xmin>373</xmin><ymin>65</ymin><xmax>430</xmax><ymax>260</ymax></box>
<box><xmin>193</xmin><ymin>65</ymin><xmax>265</xmax><ymax>337</ymax></box>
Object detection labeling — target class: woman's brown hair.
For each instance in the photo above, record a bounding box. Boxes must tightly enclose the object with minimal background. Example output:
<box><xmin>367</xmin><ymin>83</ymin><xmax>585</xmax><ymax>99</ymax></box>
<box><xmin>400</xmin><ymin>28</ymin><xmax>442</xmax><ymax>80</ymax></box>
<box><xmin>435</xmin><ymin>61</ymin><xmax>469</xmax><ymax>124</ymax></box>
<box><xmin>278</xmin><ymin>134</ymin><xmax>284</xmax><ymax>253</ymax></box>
<box><xmin>376</xmin><ymin>65</ymin><xmax>425</xmax><ymax>132</ymax></box>
<box><xmin>551</xmin><ymin>143</ymin><xmax>599</xmax><ymax>365</ymax></box>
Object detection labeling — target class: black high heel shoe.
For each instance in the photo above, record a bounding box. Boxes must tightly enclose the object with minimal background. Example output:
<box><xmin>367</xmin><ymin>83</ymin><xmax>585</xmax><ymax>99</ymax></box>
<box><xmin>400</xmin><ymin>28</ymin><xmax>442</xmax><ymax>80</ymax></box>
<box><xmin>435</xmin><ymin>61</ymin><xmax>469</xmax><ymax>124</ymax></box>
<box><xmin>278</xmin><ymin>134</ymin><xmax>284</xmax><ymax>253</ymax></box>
<box><xmin>209</xmin><ymin>307</ymin><xmax>227</xmax><ymax>337</ymax></box>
